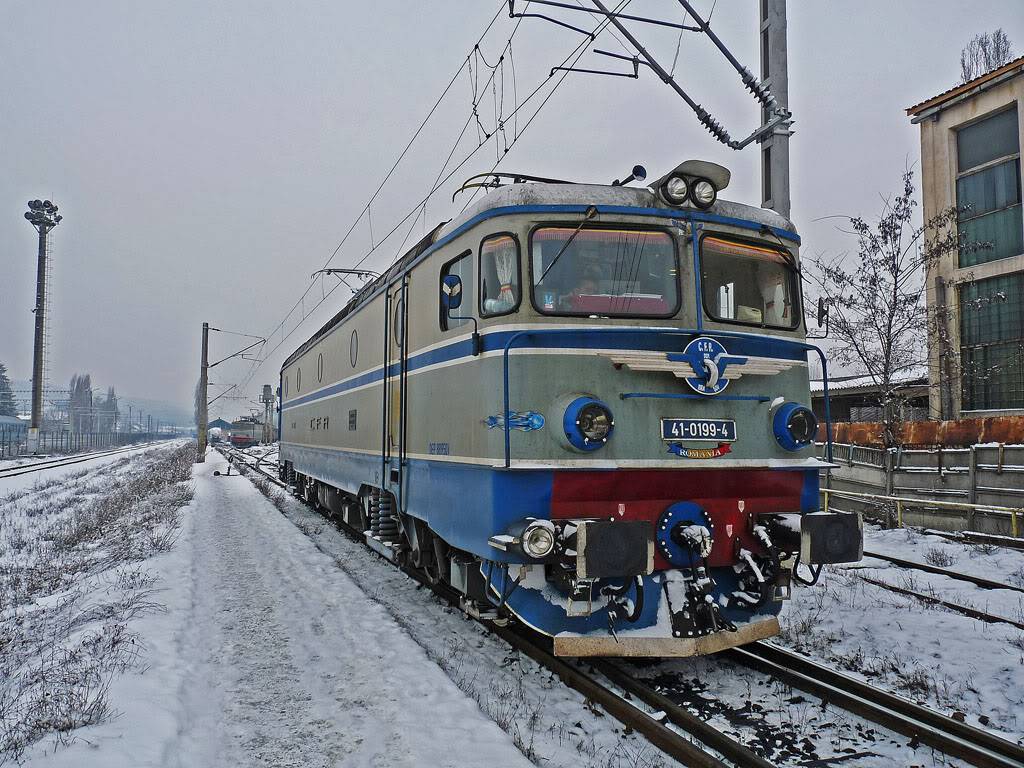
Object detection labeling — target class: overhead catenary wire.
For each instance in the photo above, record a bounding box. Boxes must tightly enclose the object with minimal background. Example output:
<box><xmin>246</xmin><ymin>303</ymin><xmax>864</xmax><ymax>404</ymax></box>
<box><xmin>252</xmin><ymin>0</ymin><xmax>511</xmax><ymax>373</ymax></box>
<box><xmin>237</xmin><ymin>0</ymin><xmax>631</xmax><ymax>391</ymax></box>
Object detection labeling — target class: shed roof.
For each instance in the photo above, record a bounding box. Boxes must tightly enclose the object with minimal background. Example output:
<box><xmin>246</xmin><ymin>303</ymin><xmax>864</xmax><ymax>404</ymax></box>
<box><xmin>810</xmin><ymin>366</ymin><xmax>929</xmax><ymax>396</ymax></box>
<box><xmin>907</xmin><ymin>55</ymin><xmax>1024</xmax><ymax>117</ymax></box>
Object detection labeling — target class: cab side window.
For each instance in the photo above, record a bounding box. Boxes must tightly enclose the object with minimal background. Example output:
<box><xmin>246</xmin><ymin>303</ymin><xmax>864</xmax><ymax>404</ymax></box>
<box><xmin>480</xmin><ymin>233</ymin><xmax>521</xmax><ymax>317</ymax></box>
<box><xmin>439</xmin><ymin>250</ymin><xmax>474</xmax><ymax>331</ymax></box>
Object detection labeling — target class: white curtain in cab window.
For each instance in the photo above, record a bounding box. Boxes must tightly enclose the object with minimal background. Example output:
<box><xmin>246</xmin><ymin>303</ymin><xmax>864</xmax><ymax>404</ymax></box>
<box><xmin>758</xmin><ymin>270</ymin><xmax>788</xmax><ymax>325</ymax></box>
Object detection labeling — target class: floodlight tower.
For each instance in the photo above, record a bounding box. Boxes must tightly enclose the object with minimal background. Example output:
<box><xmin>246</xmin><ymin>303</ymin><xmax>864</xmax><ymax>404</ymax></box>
<box><xmin>23</xmin><ymin>199</ymin><xmax>62</xmax><ymax>453</ymax></box>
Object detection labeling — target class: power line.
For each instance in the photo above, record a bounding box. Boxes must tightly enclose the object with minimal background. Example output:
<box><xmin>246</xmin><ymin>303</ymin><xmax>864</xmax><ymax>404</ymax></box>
<box><xmin>236</xmin><ymin>1</ymin><xmax>630</xmax><ymax>392</ymax></box>
<box><xmin>253</xmin><ymin>0</ymin><xmax>511</xmax><ymax>368</ymax></box>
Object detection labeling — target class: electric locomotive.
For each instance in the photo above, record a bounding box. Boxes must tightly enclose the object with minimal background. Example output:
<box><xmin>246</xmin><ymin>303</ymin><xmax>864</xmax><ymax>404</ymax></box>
<box><xmin>229</xmin><ymin>417</ymin><xmax>260</xmax><ymax>449</ymax></box>
<box><xmin>278</xmin><ymin>159</ymin><xmax>862</xmax><ymax>656</ymax></box>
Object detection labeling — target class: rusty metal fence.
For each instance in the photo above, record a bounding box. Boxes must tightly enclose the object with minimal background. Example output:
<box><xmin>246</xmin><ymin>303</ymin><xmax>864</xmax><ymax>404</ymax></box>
<box><xmin>0</xmin><ymin>427</ymin><xmax>163</xmax><ymax>459</ymax></box>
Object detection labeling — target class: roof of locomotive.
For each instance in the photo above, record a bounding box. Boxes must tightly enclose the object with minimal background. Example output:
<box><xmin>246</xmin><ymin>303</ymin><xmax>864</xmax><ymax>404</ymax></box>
<box><xmin>280</xmin><ymin>181</ymin><xmax>797</xmax><ymax>371</ymax></box>
<box><xmin>441</xmin><ymin>181</ymin><xmax>797</xmax><ymax>239</ymax></box>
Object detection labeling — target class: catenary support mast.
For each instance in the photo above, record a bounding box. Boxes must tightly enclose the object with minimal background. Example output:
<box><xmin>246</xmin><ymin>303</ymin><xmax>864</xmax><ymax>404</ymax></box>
<box><xmin>197</xmin><ymin>322</ymin><xmax>209</xmax><ymax>462</ymax></box>
<box><xmin>759</xmin><ymin>0</ymin><xmax>791</xmax><ymax>219</ymax></box>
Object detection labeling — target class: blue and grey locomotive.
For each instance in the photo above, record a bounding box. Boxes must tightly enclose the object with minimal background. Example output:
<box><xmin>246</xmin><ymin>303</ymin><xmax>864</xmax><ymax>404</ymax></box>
<box><xmin>277</xmin><ymin>159</ymin><xmax>862</xmax><ymax>656</ymax></box>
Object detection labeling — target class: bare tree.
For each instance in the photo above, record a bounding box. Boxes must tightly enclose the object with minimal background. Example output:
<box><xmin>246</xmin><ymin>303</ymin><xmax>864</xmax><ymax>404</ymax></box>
<box><xmin>960</xmin><ymin>29</ymin><xmax>1014</xmax><ymax>83</ymax></box>
<box><xmin>95</xmin><ymin>386</ymin><xmax>119</xmax><ymax>433</ymax></box>
<box><xmin>69</xmin><ymin>373</ymin><xmax>94</xmax><ymax>434</ymax></box>
<box><xmin>805</xmin><ymin>170</ymin><xmax>964</xmax><ymax>447</ymax></box>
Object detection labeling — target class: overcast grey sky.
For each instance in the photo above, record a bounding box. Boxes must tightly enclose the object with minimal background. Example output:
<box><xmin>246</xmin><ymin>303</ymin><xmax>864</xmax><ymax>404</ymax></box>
<box><xmin>2</xmin><ymin>1</ymin><xmax>1022</xmax><ymax>420</ymax></box>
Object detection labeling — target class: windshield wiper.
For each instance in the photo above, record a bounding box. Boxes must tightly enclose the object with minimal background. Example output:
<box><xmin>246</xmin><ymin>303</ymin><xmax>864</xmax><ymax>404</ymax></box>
<box><xmin>538</xmin><ymin>205</ymin><xmax>598</xmax><ymax>284</ymax></box>
<box><xmin>759</xmin><ymin>224</ymin><xmax>799</xmax><ymax>272</ymax></box>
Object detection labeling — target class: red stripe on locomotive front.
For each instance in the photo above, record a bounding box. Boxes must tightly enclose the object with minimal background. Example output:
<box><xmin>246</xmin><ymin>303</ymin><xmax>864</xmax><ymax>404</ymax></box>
<box><xmin>550</xmin><ymin>469</ymin><xmax>803</xmax><ymax>568</ymax></box>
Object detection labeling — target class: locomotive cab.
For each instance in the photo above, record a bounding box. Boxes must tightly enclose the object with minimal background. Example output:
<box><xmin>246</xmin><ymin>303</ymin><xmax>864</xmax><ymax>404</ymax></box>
<box><xmin>278</xmin><ymin>158</ymin><xmax>863</xmax><ymax>657</ymax></box>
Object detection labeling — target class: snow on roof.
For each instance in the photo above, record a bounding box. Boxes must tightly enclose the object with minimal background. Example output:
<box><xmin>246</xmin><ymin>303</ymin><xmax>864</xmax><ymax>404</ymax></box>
<box><xmin>442</xmin><ymin>181</ymin><xmax>798</xmax><ymax>239</ymax></box>
<box><xmin>810</xmin><ymin>366</ymin><xmax>929</xmax><ymax>395</ymax></box>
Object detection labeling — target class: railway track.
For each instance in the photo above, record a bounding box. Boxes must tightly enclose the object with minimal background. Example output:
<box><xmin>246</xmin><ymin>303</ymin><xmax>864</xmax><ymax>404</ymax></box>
<box><xmin>727</xmin><ymin>642</ymin><xmax>1024</xmax><ymax>768</ymax></box>
<box><xmin>0</xmin><ymin>441</ymin><xmax>162</xmax><ymax>480</ymax></box>
<box><xmin>863</xmin><ymin>549</ymin><xmax>1024</xmax><ymax>595</ymax></box>
<box><xmin>224</xmin><ymin>447</ymin><xmax>1024</xmax><ymax>768</ymax></box>
<box><xmin>856</xmin><ymin>573</ymin><xmax>1024</xmax><ymax>631</ymax></box>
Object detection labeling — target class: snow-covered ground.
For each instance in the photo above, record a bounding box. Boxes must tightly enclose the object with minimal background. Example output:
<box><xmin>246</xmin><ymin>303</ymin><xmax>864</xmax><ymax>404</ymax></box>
<box><xmin>0</xmin><ymin>442</ymin><xmax>169</xmax><ymax>495</ymax></box>
<box><xmin>775</xmin><ymin>523</ymin><xmax>1024</xmax><ymax>746</ymax></box>
<box><xmin>14</xmin><ymin>449</ymin><xmax>672</xmax><ymax>768</ymax></box>
<box><xmin>1</xmin><ymin>441</ymin><xmax>194</xmax><ymax>765</ymax></box>
<box><xmin>8</xmin><ymin>441</ymin><xmax>1022</xmax><ymax>767</ymax></box>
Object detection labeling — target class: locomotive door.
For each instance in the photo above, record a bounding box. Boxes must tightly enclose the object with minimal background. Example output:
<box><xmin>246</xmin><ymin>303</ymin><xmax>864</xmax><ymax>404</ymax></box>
<box><xmin>384</xmin><ymin>277</ymin><xmax>409</xmax><ymax>502</ymax></box>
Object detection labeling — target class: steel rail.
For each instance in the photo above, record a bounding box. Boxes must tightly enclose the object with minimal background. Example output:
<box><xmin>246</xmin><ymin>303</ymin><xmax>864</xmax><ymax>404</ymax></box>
<box><xmin>856</xmin><ymin>574</ymin><xmax>1024</xmax><ymax>631</ymax></box>
<box><xmin>591</xmin><ymin>658</ymin><xmax>775</xmax><ymax>768</ymax></box>
<box><xmin>728</xmin><ymin>642</ymin><xmax>1024</xmax><ymax>768</ymax></box>
<box><xmin>0</xmin><ymin>441</ymin><xmax>162</xmax><ymax>479</ymax></box>
<box><xmin>221</xmin><ymin>447</ymin><xmax>771</xmax><ymax>768</ymax></box>
<box><xmin>929</xmin><ymin>529</ymin><xmax>1024</xmax><ymax>552</ymax></box>
<box><xmin>863</xmin><ymin>549</ymin><xmax>1024</xmax><ymax>595</ymax></box>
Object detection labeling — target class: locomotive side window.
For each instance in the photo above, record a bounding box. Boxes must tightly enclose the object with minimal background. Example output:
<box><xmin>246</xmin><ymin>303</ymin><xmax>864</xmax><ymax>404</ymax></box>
<box><xmin>480</xmin><ymin>233</ymin><xmax>520</xmax><ymax>317</ymax></box>
<box><xmin>530</xmin><ymin>227</ymin><xmax>678</xmax><ymax>317</ymax></box>
<box><xmin>439</xmin><ymin>250</ymin><xmax>474</xmax><ymax>331</ymax></box>
<box><xmin>700</xmin><ymin>236</ymin><xmax>799</xmax><ymax>329</ymax></box>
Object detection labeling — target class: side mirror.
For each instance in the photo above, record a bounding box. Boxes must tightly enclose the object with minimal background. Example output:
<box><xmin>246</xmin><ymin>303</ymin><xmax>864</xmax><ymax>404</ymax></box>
<box><xmin>441</xmin><ymin>274</ymin><xmax>463</xmax><ymax>312</ymax></box>
<box><xmin>816</xmin><ymin>297</ymin><xmax>828</xmax><ymax>328</ymax></box>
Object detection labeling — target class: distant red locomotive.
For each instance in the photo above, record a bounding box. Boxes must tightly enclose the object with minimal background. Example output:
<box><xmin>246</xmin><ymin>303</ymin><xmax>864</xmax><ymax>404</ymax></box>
<box><xmin>228</xmin><ymin>418</ymin><xmax>260</xmax><ymax>449</ymax></box>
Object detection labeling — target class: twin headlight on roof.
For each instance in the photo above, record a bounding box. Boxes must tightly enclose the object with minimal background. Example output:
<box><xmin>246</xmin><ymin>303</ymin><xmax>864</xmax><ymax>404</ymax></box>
<box><xmin>658</xmin><ymin>174</ymin><xmax>718</xmax><ymax>210</ymax></box>
<box><xmin>650</xmin><ymin>159</ymin><xmax>731</xmax><ymax>212</ymax></box>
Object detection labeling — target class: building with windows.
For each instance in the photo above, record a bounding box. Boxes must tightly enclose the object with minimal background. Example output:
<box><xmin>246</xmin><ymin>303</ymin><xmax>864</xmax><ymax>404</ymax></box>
<box><xmin>908</xmin><ymin>57</ymin><xmax>1024</xmax><ymax>418</ymax></box>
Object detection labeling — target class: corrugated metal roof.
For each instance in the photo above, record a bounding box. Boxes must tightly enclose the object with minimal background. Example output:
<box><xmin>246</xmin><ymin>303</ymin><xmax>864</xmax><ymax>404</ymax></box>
<box><xmin>907</xmin><ymin>55</ymin><xmax>1024</xmax><ymax>116</ymax></box>
<box><xmin>810</xmin><ymin>366</ymin><xmax>929</xmax><ymax>395</ymax></box>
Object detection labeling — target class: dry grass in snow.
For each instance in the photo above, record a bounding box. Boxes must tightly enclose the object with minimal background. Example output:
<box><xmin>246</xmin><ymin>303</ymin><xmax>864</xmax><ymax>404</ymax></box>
<box><xmin>0</xmin><ymin>443</ymin><xmax>194</xmax><ymax>764</ymax></box>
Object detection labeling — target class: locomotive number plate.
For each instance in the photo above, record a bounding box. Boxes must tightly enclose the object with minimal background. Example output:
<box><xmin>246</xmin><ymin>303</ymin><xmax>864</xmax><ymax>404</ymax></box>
<box><xmin>661</xmin><ymin>418</ymin><xmax>736</xmax><ymax>442</ymax></box>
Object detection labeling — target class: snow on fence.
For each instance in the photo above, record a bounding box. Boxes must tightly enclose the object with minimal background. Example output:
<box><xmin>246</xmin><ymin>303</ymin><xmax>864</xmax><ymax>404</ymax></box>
<box><xmin>817</xmin><ymin>441</ymin><xmax>1024</xmax><ymax>537</ymax></box>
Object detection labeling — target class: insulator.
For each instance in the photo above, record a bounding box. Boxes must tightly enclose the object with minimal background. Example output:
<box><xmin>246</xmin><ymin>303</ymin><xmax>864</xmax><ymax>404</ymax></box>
<box><xmin>695</xmin><ymin>105</ymin><xmax>730</xmax><ymax>145</ymax></box>
<box><xmin>739</xmin><ymin>68</ymin><xmax>776</xmax><ymax>110</ymax></box>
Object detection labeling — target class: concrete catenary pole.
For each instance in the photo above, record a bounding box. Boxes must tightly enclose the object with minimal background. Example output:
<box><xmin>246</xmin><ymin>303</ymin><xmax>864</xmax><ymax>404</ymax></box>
<box><xmin>196</xmin><ymin>322</ymin><xmax>209</xmax><ymax>462</ymax></box>
<box><xmin>759</xmin><ymin>0</ymin><xmax>791</xmax><ymax>219</ymax></box>
<box><xmin>261</xmin><ymin>384</ymin><xmax>274</xmax><ymax>444</ymax></box>
<box><xmin>23</xmin><ymin>200</ymin><xmax>61</xmax><ymax>454</ymax></box>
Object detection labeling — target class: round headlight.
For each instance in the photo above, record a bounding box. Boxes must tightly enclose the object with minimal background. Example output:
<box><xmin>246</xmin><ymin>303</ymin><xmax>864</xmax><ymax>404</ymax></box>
<box><xmin>691</xmin><ymin>178</ymin><xmax>717</xmax><ymax>209</ymax></box>
<box><xmin>578</xmin><ymin>403</ymin><xmax>611</xmax><ymax>442</ymax></box>
<box><xmin>662</xmin><ymin>175</ymin><xmax>689</xmax><ymax>205</ymax></box>
<box><xmin>773</xmin><ymin>402</ymin><xmax>818</xmax><ymax>451</ymax></box>
<box><xmin>562</xmin><ymin>396</ymin><xmax>615</xmax><ymax>452</ymax></box>
<box><xmin>523</xmin><ymin>520</ymin><xmax>556</xmax><ymax>558</ymax></box>
<box><xmin>787</xmin><ymin>408</ymin><xmax>817</xmax><ymax>444</ymax></box>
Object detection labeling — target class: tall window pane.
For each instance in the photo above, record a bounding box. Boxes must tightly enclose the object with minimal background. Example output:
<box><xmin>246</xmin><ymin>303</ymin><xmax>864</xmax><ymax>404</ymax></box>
<box><xmin>955</xmin><ymin>106</ymin><xmax>1022</xmax><ymax>268</ymax></box>
<box><xmin>960</xmin><ymin>272</ymin><xmax>1024</xmax><ymax>410</ymax></box>
<box><xmin>959</xmin><ymin>206</ymin><xmax>1024</xmax><ymax>266</ymax></box>
<box><xmin>957</xmin><ymin>107</ymin><xmax>1019</xmax><ymax>172</ymax></box>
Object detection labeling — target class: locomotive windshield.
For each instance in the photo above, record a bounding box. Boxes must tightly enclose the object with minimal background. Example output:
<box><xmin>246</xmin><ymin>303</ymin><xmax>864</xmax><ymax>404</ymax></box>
<box><xmin>700</xmin><ymin>236</ymin><xmax>799</xmax><ymax>329</ymax></box>
<box><xmin>530</xmin><ymin>227</ymin><xmax>678</xmax><ymax>317</ymax></box>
